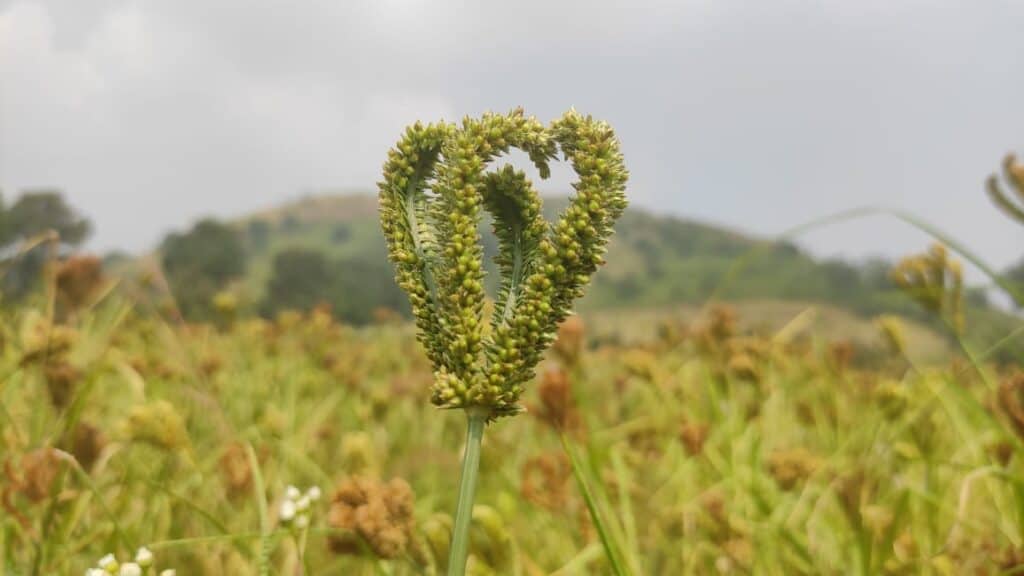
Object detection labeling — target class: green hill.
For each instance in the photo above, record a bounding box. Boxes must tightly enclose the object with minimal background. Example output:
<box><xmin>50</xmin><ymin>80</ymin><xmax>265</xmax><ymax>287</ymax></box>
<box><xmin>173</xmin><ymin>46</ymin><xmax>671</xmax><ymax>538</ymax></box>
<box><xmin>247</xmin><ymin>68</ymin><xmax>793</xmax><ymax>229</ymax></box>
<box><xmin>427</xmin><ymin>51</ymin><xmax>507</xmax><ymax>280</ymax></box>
<box><xmin>147</xmin><ymin>192</ymin><xmax>1018</xmax><ymax>363</ymax></box>
<box><xmin>234</xmin><ymin>193</ymin><xmax>916</xmax><ymax>316</ymax></box>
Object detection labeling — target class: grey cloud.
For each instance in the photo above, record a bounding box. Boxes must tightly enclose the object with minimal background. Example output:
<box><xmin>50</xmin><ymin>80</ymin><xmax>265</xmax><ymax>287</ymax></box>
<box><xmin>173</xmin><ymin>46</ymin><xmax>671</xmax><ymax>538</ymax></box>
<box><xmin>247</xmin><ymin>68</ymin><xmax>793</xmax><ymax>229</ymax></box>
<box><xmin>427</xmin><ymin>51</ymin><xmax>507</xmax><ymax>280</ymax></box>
<box><xmin>1</xmin><ymin>0</ymin><xmax>1022</xmax><ymax>275</ymax></box>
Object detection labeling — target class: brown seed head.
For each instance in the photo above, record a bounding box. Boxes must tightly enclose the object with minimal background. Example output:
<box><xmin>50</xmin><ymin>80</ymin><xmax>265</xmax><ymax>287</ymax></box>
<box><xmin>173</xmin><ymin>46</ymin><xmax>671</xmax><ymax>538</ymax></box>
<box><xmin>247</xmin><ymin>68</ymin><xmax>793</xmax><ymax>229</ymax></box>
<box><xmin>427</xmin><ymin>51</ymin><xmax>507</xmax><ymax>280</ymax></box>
<box><xmin>766</xmin><ymin>448</ymin><xmax>819</xmax><ymax>491</ymax></box>
<box><xmin>826</xmin><ymin>340</ymin><xmax>856</xmax><ymax>374</ymax></box>
<box><xmin>55</xmin><ymin>255</ymin><xmax>105</xmax><ymax>313</ymax></box>
<box><xmin>531</xmin><ymin>367</ymin><xmax>581</xmax><ymax>434</ymax></box>
<box><xmin>43</xmin><ymin>361</ymin><xmax>80</xmax><ymax>409</ymax></box>
<box><xmin>17</xmin><ymin>448</ymin><xmax>62</xmax><ymax>502</ymax></box>
<box><xmin>328</xmin><ymin>476</ymin><xmax>417</xmax><ymax>559</ymax></box>
<box><xmin>999</xmin><ymin>372</ymin><xmax>1024</xmax><ymax>439</ymax></box>
<box><xmin>679</xmin><ymin>421</ymin><xmax>710</xmax><ymax>457</ymax></box>
<box><xmin>70</xmin><ymin>422</ymin><xmax>107</xmax><ymax>471</ymax></box>
<box><xmin>552</xmin><ymin>315</ymin><xmax>586</xmax><ymax>366</ymax></box>
<box><xmin>218</xmin><ymin>442</ymin><xmax>252</xmax><ymax>498</ymax></box>
<box><xmin>520</xmin><ymin>452</ymin><xmax>571</xmax><ymax>510</ymax></box>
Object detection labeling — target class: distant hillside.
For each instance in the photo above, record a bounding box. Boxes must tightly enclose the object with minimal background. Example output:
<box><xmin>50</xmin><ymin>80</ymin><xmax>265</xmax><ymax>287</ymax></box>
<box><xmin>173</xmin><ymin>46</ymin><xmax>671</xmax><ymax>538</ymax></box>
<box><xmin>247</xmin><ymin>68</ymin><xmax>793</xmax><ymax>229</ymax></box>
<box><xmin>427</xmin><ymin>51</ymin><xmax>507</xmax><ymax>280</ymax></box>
<box><xmin>234</xmin><ymin>193</ymin><xmax>918</xmax><ymax>316</ymax></box>
<box><xmin>143</xmin><ymin>192</ymin><xmax>1017</xmax><ymax>362</ymax></box>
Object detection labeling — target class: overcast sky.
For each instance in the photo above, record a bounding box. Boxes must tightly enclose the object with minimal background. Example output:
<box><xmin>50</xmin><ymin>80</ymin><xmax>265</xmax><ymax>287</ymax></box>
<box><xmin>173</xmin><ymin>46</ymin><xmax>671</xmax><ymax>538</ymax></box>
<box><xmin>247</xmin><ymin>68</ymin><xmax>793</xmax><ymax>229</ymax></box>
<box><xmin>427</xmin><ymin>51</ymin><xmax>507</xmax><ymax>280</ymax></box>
<box><xmin>1</xmin><ymin>0</ymin><xmax>1022</xmax><ymax>271</ymax></box>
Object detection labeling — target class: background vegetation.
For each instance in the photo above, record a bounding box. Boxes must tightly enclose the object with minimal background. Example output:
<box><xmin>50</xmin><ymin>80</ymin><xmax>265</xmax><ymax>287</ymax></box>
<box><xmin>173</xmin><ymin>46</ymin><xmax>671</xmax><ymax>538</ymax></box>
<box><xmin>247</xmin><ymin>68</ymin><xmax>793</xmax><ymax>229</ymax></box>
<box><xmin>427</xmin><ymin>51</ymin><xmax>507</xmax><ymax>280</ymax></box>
<box><xmin>0</xmin><ymin>183</ymin><xmax>1021</xmax><ymax>574</ymax></box>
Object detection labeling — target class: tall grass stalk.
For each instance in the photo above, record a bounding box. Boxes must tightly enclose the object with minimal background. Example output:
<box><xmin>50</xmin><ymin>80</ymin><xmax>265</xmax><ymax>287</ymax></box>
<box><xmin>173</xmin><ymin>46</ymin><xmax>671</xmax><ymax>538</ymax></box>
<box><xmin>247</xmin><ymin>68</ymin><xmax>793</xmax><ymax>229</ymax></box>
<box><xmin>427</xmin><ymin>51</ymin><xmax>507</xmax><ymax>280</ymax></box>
<box><xmin>245</xmin><ymin>443</ymin><xmax>272</xmax><ymax>576</ymax></box>
<box><xmin>447</xmin><ymin>407</ymin><xmax>488</xmax><ymax>576</ymax></box>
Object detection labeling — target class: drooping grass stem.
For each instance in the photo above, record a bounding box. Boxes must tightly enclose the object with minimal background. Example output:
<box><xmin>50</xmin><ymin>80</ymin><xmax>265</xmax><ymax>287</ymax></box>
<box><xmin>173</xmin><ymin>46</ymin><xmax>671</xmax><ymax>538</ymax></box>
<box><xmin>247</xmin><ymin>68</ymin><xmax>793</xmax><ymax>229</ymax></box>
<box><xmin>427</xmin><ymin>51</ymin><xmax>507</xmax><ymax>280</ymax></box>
<box><xmin>448</xmin><ymin>407</ymin><xmax>488</xmax><ymax>576</ymax></box>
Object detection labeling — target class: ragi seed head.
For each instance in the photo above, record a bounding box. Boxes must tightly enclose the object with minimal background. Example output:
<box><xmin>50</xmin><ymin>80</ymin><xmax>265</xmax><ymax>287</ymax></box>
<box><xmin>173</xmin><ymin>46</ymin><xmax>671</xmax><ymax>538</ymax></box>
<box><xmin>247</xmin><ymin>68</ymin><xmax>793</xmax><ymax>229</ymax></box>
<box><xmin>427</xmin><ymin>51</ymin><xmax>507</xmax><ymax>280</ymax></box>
<box><xmin>378</xmin><ymin>108</ymin><xmax>627</xmax><ymax>418</ymax></box>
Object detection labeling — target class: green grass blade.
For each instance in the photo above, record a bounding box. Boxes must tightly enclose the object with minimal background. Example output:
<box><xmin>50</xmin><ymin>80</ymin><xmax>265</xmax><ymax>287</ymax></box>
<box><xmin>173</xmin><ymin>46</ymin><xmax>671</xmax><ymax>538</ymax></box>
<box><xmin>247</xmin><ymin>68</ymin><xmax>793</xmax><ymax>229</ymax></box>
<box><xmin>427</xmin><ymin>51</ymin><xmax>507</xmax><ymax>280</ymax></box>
<box><xmin>245</xmin><ymin>443</ymin><xmax>273</xmax><ymax>576</ymax></box>
<box><xmin>54</xmin><ymin>451</ymin><xmax>127</xmax><ymax>550</ymax></box>
<box><xmin>560</xmin><ymin>434</ymin><xmax>631</xmax><ymax>576</ymax></box>
<box><xmin>710</xmin><ymin>206</ymin><xmax>1024</xmax><ymax>306</ymax></box>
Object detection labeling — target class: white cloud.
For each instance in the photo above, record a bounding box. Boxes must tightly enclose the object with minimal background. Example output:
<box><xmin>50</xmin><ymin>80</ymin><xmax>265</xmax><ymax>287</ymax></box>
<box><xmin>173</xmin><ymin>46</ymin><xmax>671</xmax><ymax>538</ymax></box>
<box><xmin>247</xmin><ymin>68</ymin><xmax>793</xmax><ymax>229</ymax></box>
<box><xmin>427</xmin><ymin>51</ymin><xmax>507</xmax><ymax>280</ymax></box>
<box><xmin>0</xmin><ymin>2</ymin><xmax>103</xmax><ymax>111</ymax></box>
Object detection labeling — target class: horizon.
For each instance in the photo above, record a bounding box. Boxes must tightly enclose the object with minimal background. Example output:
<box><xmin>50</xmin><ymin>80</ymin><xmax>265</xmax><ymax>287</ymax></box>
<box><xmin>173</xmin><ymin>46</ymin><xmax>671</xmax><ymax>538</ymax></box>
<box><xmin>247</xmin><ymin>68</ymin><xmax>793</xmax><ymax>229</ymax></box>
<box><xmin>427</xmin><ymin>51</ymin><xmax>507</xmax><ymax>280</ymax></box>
<box><xmin>6</xmin><ymin>182</ymin><xmax>1022</xmax><ymax>277</ymax></box>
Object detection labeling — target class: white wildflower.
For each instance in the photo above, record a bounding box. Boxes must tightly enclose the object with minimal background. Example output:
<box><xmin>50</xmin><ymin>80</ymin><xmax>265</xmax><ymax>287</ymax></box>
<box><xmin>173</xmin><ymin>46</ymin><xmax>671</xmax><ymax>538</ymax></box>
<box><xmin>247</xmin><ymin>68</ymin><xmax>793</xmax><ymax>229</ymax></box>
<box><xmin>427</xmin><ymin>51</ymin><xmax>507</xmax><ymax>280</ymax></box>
<box><xmin>134</xmin><ymin>547</ymin><xmax>154</xmax><ymax>567</ymax></box>
<box><xmin>280</xmin><ymin>498</ymin><xmax>297</xmax><ymax>522</ymax></box>
<box><xmin>119</xmin><ymin>563</ymin><xmax>142</xmax><ymax>576</ymax></box>
<box><xmin>97</xmin><ymin>554</ymin><xmax>118</xmax><ymax>572</ymax></box>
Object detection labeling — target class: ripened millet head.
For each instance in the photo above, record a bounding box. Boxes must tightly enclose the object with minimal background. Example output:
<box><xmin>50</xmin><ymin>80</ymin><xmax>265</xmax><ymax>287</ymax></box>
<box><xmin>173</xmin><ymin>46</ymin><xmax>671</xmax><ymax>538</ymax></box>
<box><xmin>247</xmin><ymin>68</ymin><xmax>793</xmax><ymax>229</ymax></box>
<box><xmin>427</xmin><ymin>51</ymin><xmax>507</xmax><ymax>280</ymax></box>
<box><xmin>379</xmin><ymin>108</ymin><xmax>627</xmax><ymax>418</ymax></box>
<box><xmin>987</xmin><ymin>154</ymin><xmax>1024</xmax><ymax>226</ymax></box>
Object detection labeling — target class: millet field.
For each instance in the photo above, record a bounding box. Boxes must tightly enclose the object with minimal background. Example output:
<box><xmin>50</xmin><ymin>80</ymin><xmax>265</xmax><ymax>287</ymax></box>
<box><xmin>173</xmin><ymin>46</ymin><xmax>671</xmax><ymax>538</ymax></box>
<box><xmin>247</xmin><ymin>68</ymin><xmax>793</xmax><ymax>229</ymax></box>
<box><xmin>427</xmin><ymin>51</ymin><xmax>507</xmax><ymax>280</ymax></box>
<box><xmin>1</xmin><ymin>111</ymin><xmax>1023</xmax><ymax>576</ymax></box>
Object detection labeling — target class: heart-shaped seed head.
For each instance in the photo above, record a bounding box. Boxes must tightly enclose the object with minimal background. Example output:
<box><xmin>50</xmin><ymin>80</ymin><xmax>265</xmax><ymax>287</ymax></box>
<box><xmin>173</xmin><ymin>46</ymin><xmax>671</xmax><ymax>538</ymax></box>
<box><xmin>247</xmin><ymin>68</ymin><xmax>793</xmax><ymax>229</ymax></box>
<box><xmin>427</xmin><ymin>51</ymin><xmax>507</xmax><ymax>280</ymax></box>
<box><xmin>379</xmin><ymin>108</ymin><xmax>627</xmax><ymax>418</ymax></box>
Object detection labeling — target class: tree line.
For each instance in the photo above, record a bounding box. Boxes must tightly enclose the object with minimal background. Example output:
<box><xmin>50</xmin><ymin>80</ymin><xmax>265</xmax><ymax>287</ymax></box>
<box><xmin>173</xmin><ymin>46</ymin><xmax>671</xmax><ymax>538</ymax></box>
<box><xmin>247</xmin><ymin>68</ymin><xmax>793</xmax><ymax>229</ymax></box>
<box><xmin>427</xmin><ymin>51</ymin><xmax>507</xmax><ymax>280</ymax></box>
<box><xmin>0</xmin><ymin>189</ymin><xmax>1021</xmax><ymax>326</ymax></box>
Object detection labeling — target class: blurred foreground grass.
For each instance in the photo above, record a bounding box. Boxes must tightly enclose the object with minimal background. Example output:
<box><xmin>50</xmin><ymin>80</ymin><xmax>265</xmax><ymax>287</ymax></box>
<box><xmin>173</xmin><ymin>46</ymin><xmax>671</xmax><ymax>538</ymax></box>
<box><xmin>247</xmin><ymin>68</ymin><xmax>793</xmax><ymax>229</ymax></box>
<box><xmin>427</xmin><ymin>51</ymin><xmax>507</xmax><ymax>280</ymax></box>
<box><xmin>1</xmin><ymin>286</ymin><xmax>1023</xmax><ymax>575</ymax></box>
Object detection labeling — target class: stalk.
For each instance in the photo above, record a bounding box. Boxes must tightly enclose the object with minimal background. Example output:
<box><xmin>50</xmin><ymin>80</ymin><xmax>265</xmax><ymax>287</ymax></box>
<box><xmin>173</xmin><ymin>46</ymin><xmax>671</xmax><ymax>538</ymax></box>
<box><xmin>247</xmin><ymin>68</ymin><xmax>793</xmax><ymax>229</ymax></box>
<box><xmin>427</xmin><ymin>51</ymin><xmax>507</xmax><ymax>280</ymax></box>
<box><xmin>447</xmin><ymin>407</ymin><xmax>488</xmax><ymax>576</ymax></box>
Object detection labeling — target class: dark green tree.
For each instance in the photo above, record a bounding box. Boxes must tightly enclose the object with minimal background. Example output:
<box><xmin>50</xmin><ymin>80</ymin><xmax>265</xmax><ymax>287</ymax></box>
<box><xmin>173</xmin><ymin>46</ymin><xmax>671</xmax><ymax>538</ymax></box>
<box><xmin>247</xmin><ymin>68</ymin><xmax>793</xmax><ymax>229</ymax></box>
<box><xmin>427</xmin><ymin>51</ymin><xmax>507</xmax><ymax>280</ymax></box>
<box><xmin>246</xmin><ymin>219</ymin><xmax>272</xmax><ymax>253</ymax></box>
<box><xmin>330</xmin><ymin>256</ymin><xmax>409</xmax><ymax>324</ymax></box>
<box><xmin>5</xmin><ymin>190</ymin><xmax>91</xmax><ymax>245</ymax></box>
<box><xmin>331</xmin><ymin>223</ymin><xmax>351</xmax><ymax>244</ymax></box>
<box><xmin>161</xmin><ymin>219</ymin><xmax>246</xmax><ymax>319</ymax></box>
<box><xmin>820</xmin><ymin>259</ymin><xmax>861</xmax><ymax>303</ymax></box>
<box><xmin>0</xmin><ymin>190</ymin><xmax>92</xmax><ymax>299</ymax></box>
<box><xmin>262</xmin><ymin>248</ymin><xmax>334</xmax><ymax>314</ymax></box>
<box><xmin>280</xmin><ymin>215</ymin><xmax>301</xmax><ymax>234</ymax></box>
<box><xmin>261</xmin><ymin>248</ymin><xmax>409</xmax><ymax>325</ymax></box>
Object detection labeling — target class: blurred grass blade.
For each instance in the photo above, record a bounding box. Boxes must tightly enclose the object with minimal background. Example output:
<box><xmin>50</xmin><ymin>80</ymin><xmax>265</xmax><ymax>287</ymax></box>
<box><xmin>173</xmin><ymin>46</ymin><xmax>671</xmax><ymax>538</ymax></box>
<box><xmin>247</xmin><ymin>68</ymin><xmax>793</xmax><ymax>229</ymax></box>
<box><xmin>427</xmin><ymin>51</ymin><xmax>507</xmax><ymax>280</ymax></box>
<box><xmin>970</xmin><ymin>324</ymin><xmax>1024</xmax><ymax>366</ymax></box>
<box><xmin>149</xmin><ymin>530</ymin><xmax>270</xmax><ymax>549</ymax></box>
<box><xmin>710</xmin><ymin>206</ymin><xmax>1024</xmax><ymax>307</ymax></box>
<box><xmin>245</xmin><ymin>443</ymin><xmax>273</xmax><ymax>576</ymax></box>
<box><xmin>609</xmin><ymin>450</ymin><xmax>638</xmax><ymax>568</ymax></box>
<box><xmin>143</xmin><ymin>479</ymin><xmax>255</xmax><ymax>559</ymax></box>
<box><xmin>560</xmin><ymin>434</ymin><xmax>631</xmax><ymax>576</ymax></box>
<box><xmin>550</xmin><ymin>543</ymin><xmax>603</xmax><ymax>575</ymax></box>
<box><xmin>888</xmin><ymin>209</ymin><xmax>1023</xmax><ymax>305</ymax></box>
<box><xmin>54</xmin><ymin>450</ymin><xmax>127</xmax><ymax>550</ymax></box>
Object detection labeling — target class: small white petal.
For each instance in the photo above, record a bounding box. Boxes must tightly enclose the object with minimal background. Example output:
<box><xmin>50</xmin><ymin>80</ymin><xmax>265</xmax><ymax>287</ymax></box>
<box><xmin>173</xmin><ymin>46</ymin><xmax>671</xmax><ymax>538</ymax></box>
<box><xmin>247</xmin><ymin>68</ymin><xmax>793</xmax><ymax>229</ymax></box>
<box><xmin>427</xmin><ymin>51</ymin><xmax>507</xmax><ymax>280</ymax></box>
<box><xmin>279</xmin><ymin>499</ymin><xmax>296</xmax><ymax>522</ymax></box>
<box><xmin>134</xmin><ymin>547</ymin><xmax>153</xmax><ymax>567</ymax></box>
<box><xmin>119</xmin><ymin>563</ymin><xmax>143</xmax><ymax>576</ymax></box>
<box><xmin>295</xmin><ymin>495</ymin><xmax>310</xmax><ymax>512</ymax></box>
<box><xmin>294</xmin><ymin>514</ymin><xmax>309</xmax><ymax>529</ymax></box>
<box><xmin>98</xmin><ymin>554</ymin><xmax>119</xmax><ymax>571</ymax></box>
<box><xmin>306</xmin><ymin>486</ymin><xmax>322</xmax><ymax>501</ymax></box>
<box><xmin>285</xmin><ymin>485</ymin><xmax>301</xmax><ymax>500</ymax></box>
<box><xmin>86</xmin><ymin>569</ymin><xmax>106</xmax><ymax>576</ymax></box>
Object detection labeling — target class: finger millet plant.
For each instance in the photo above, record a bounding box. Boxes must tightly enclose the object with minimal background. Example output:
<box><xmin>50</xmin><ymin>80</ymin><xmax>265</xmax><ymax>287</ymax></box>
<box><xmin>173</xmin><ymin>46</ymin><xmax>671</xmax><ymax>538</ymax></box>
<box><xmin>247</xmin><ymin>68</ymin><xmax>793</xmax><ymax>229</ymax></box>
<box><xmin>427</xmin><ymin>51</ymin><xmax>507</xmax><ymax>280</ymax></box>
<box><xmin>378</xmin><ymin>108</ymin><xmax>628</xmax><ymax>574</ymax></box>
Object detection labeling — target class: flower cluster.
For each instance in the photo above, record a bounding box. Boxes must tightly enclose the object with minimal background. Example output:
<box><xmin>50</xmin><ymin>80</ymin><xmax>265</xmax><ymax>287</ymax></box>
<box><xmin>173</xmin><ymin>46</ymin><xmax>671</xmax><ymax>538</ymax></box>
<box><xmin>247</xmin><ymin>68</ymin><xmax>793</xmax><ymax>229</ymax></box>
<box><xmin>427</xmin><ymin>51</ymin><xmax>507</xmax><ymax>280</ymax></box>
<box><xmin>378</xmin><ymin>108</ymin><xmax>628</xmax><ymax>417</ymax></box>
<box><xmin>327</xmin><ymin>476</ymin><xmax>418</xmax><ymax>559</ymax></box>
<box><xmin>890</xmin><ymin>243</ymin><xmax>964</xmax><ymax>333</ymax></box>
<box><xmin>987</xmin><ymin>153</ymin><xmax>1024</xmax><ymax>226</ymax></box>
<box><xmin>85</xmin><ymin>548</ymin><xmax>173</xmax><ymax>576</ymax></box>
<box><xmin>121</xmin><ymin>400</ymin><xmax>190</xmax><ymax>452</ymax></box>
<box><xmin>55</xmin><ymin>254</ymin><xmax>106</xmax><ymax>315</ymax></box>
<box><xmin>278</xmin><ymin>484</ymin><xmax>321</xmax><ymax>529</ymax></box>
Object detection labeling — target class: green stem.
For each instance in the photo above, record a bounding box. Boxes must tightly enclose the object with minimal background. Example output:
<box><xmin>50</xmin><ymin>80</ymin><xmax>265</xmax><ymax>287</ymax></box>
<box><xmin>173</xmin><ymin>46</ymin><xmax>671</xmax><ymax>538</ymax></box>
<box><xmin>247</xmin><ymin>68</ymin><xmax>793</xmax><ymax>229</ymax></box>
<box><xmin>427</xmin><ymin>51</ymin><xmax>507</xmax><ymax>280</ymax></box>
<box><xmin>448</xmin><ymin>407</ymin><xmax>487</xmax><ymax>576</ymax></box>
